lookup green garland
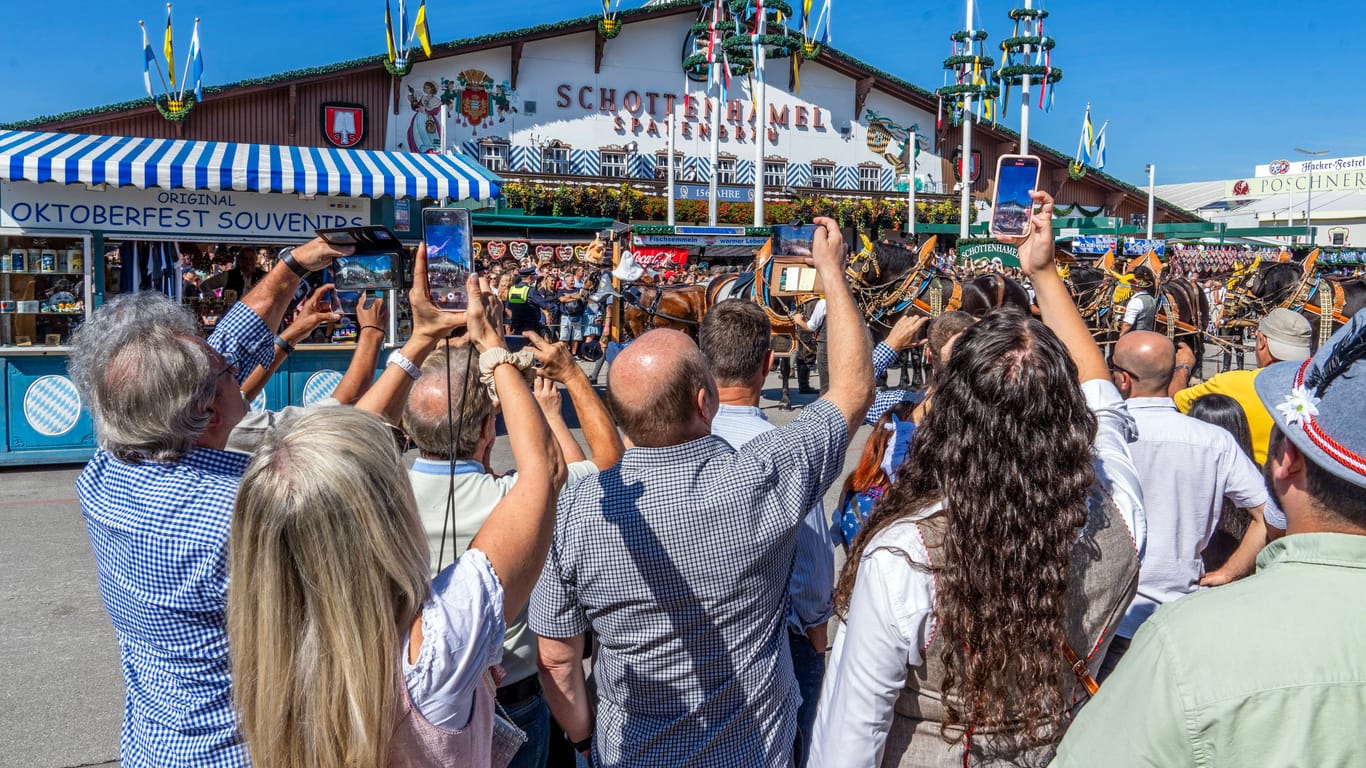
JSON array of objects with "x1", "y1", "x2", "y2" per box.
[
  {"x1": 999, "y1": 35, "x2": 1055, "y2": 51},
  {"x1": 597, "y1": 18, "x2": 621, "y2": 39},
  {"x1": 994, "y1": 64, "x2": 1063, "y2": 84},
  {"x1": 383, "y1": 59, "x2": 413, "y2": 76},
  {"x1": 943, "y1": 54, "x2": 995, "y2": 68},
  {"x1": 154, "y1": 97, "x2": 195, "y2": 122},
  {"x1": 1068, "y1": 162, "x2": 1087, "y2": 181},
  {"x1": 950, "y1": 30, "x2": 989, "y2": 42},
  {"x1": 936, "y1": 83, "x2": 1001, "y2": 99},
  {"x1": 1008, "y1": 7, "x2": 1049, "y2": 20}
]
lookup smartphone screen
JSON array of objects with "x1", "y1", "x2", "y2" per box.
[
  {"x1": 990, "y1": 155, "x2": 1041, "y2": 238},
  {"x1": 772, "y1": 224, "x2": 819, "y2": 258},
  {"x1": 333, "y1": 253, "x2": 396, "y2": 292},
  {"x1": 423, "y1": 207, "x2": 473, "y2": 312}
]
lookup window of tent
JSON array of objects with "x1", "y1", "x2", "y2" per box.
[
  {"x1": 601, "y1": 151, "x2": 627, "y2": 178},
  {"x1": 716, "y1": 157, "x2": 737, "y2": 185},
  {"x1": 764, "y1": 160, "x2": 788, "y2": 189},
  {"x1": 811, "y1": 163, "x2": 834, "y2": 189},
  {"x1": 479, "y1": 140, "x2": 509, "y2": 172},
  {"x1": 542, "y1": 144, "x2": 570, "y2": 176},
  {"x1": 858, "y1": 165, "x2": 882, "y2": 192}
]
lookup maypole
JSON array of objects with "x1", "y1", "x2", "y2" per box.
[
  {"x1": 726, "y1": 0, "x2": 798, "y2": 226},
  {"x1": 936, "y1": 0, "x2": 998, "y2": 239},
  {"x1": 994, "y1": 0, "x2": 1062, "y2": 154}
]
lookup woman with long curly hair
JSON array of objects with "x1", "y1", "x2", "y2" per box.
[{"x1": 810, "y1": 191, "x2": 1144, "y2": 767}]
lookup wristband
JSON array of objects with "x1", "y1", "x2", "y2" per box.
[
  {"x1": 1174, "y1": 364, "x2": 1193, "y2": 373},
  {"x1": 273, "y1": 336, "x2": 295, "y2": 355},
  {"x1": 360, "y1": 324, "x2": 386, "y2": 335},
  {"x1": 570, "y1": 735, "x2": 592, "y2": 754},
  {"x1": 387, "y1": 350, "x2": 422, "y2": 381},
  {"x1": 278, "y1": 246, "x2": 311, "y2": 278}
]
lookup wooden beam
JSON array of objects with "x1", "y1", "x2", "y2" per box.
[
  {"x1": 510, "y1": 41, "x2": 524, "y2": 90},
  {"x1": 595, "y1": 31, "x2": 606, "y2": 74},
  {"x1": 853, "y1": 76, "x2": 876, "y2": 120},
  {"x1": 288, "y1": 84, "x2": 297, "y2": 138}
]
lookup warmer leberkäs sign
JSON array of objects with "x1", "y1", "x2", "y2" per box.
[{"x1": 957, "y1": 241, "x2": 1020, "y2": 268}]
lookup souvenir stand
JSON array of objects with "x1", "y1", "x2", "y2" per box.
[{"x1": 0, "y1": 129, "x2": 500, "y2": 466}]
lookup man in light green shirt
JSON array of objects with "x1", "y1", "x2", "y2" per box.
[{"x1": 1052, "y1": 312, "x2": 1366, "y2": 768}]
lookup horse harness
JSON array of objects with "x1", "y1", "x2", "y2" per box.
[{"x1": 622, "y1": 284, "x2": 702, "y2": 326}]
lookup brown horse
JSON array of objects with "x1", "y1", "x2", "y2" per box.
[
  {"x1": 1222, "y1": 258, "x2": 1366, "y2": 351},
  {"x1": 618, "y1": 281, "x2": 708, "y2": 340}
]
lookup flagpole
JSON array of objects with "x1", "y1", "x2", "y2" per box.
[
  {"x1": 958, "y1": 0, "x2": 975, "y2": 240},
  {"x1": 1019, "y1": 0, "x2": 1032, "y2": 154},
  {"x1": 708, "y1": 91, "x2": 720, "y2": 226},
  {"x1": 667, "y1": 112, "x2": 677, "y2": 226},
  {"x1": 176, "y1": 19, "x2": 198, "y2": 101},
  {"x1": 752, "y1": 7, "x2": 767, "y2": 227},
  {"x1": 140, "y1": 21, "x2": 172, "y2": 98},
  {"x1": 906, "y1": 126, "x2": 917, "y2": 236}
]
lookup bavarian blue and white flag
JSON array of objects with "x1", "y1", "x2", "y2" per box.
[
  {"x1": 1093, "y1": 121, "x2": 1107, "y2": 169},
  {"x1": 188, "y1": 20, "x2": 204, "y2": 101},
  {"x1": 142, "y1": 24, "x2": 157, "y2": 99}
]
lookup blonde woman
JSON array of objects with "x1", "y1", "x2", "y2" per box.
[{"x1": 227, "y1": 275, "x2": 566, "y2": 768}]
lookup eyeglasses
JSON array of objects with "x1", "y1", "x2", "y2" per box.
[
  {"x1": 1109, "y1": 361, "x2": 1138, "y2": 380},
  {"x1": 212, "y1": 351, "x2": 239, "y2": 380}
]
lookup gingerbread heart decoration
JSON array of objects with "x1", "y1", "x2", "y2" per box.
[
  {"x1": 536, "y1": 244, "x2": 555, "y2": 260},
  {"x1": 557, "y1": 245, "x2": 575, "y2": 261},
  {"x1": 471, "y1": 241, "x2": 483, "y2": 259},
  {"x1": 509, "y1": 241, "x2": 529, "y2": 259},
  {"x1": 574, "y1": 245, "x2": 588, "y2": 260},
  {"x1": 487, "y1": 241, "x2": 508, "y2": 259}
]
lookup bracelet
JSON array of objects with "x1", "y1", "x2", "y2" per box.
[
  {"x1": 1174, "y1": 364, "x2": 1193, "y2": 373},
  {"x1": 570, "y1": 735, "x2": 593, "y2": 754},
  {"x1": 273, "y1": 335, "x2": 295, "y2": 355},
  {"x1": 360, "y1": 324, "x2": 386, "y2": 335},
  {"x1": 278, "y1": 246, "x2": 311, "y2": 278},
  {"x1": 478, "y1": 347, "x2": 536, "y2": 400},
  {"x1": 387, "y1": 350, "x2": 422, "y2": 381}
]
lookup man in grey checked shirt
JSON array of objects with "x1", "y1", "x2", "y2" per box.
[{"x1": 531, "y1": 216, "x2": 873, "y2": 768}]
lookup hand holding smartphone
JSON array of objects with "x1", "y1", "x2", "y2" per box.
[
  {"x1": 989, "y1": 154, "x2": 1041, "y2": 239},
  {"x1": 423, "y1": 208, "x2": 473, "y2": 312}
]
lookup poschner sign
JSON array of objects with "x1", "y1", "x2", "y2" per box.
[{"x1": 0, "y1": 181, "x2": 368, "y2": 237}]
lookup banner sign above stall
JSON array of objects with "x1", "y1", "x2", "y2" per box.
[
  {"x1": 634, "y1": 234, "x2": 769, "y2": 248},
  {"x1": 674, "y1": 183, "x2": 755, "y2": 204},
  {"x1": 1072, "y1": 235, "x2": 1117, "y2": 255},
  {"x1": 1122, "y1": 238, "x2": 1165, "y2": 256},
  {"x1": 630, "y1": 246, "x2": 689, "y2": 268},
  {"x1": 0, "y1": 181, "x2": 368, "y2": 238}
]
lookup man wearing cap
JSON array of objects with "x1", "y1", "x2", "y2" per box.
[
  {"x1": 507, "y1": 267, "x2": 547, "y2": 335},
  {"x1": 1118, "y1": 266, "x2": 1157, "y2": 335},
  {"x1": 1170, "y1": 307, "x2": 1313, "y2": 464},
  {"x1": 1051, "y1": 311, "x2": 1366, "y2": 767}
]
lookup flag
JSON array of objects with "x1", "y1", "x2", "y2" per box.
[
  {"x1": 1076, "y1": 104, "x2": 1094, "y2": 166},
  {"x1": 164, "y1": 5, "x2": 175, "y2": 88},
  {"x1": 141, "y1": 24, "x2": 157, "y2": 99},
  {"x1": 187, "y1": 19, "x2": 203, "y2": 101},
  {"x1": 1093, "y1": 121, "x2": 1108, "y2": 169},
  {"x1": 384, "y1": 1, "x2": 397, "y2": 62},
  {"x1": 398, "y1": 0, "x2": 408, "y2": 55},
  {"x1": 413, "y1": 0, "x2": 431, "y2": 57}
]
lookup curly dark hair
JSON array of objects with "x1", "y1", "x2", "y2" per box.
[{"x1": 833, "y1": 309, "x2": 1098, "y2": 747}]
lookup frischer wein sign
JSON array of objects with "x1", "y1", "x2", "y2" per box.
[{"x1": 0, "y1": 181, "x2": 368, "y2": 237}]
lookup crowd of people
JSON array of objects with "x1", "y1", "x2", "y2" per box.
[{"x1": 68, "y1": 191, "x2": 1366, "y2": 768}]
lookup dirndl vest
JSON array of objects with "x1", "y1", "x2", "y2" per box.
[
  {"x1": 880, "y1": 487, "x2": 1140, "y2": 768},
  {"x1": 387, "y1": 666, "x2": 494, "y2": 768}
]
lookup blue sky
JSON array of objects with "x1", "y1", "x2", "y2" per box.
[{"x1": 2, "y1": 0, "x2": 1360, "y2": 187}]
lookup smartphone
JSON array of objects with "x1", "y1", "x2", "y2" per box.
[
  {"x1": 316, "y1": 225, "x2": 402, "y2": 249},
  {"x1": 423, "y1": 207, "x2": 473, "y2": 312},
  {"x1": 333, "y1": 253, "x2": 396, "y2": 292},
  {"x1": 989, "y1": 154, "x2": 1041, "y2": 239},
  {"x1": 772, "y1": 224, "x2": 819, "y2": 259}
]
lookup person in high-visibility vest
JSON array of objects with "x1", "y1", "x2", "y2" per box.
[{"x1": 507, "y1": 267, "x2": 546, "y2": 334}]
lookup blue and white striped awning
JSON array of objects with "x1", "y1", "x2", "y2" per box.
[{"x1": 0, "y1": 129, "x2": 501, "y2": 201}]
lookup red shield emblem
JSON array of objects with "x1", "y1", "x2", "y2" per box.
[
  {"x1": 321, "y1": 103, "x2": 366, "y2": 148},
  {"x1": 461, "y1": 90, "x2": 489, "y2": 126}
]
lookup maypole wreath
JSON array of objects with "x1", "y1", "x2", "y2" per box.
[
  {"x1": 935, "y1": 27, "x2": 999, "y2": 129},
  {"x1": 992, "y1": 6, "x2": 1062, "y2": 123},
  {"x1": 598, "y1": 0, "x2": 622, "y2": 40}
]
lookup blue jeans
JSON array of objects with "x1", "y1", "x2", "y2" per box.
[
  {"x1": 502, "y1": 687, "x2": 551, "y2": 768},
  {"x1": 789, "y1": 631, "x2": 827, "y2": 768}
]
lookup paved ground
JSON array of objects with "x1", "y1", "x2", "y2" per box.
[{"x1": 0, "y1": 366, "x2": 869, "y2": 768}]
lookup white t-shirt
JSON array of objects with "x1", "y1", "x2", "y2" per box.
[
  {"x1": 809, "y1": 379, "x2": 1145, "y2": 768},
  {"x1": 806, "y1": 298, "x2": 828, "y2": 332}
]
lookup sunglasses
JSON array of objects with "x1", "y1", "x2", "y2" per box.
[
  {"x1": 212, "y1": 351, "x2": 239, "y2": 380},
  {"x1": 1109, "y1": 361, "x2": 1139, "y2": 380}
]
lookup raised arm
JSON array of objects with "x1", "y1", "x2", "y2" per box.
[
  {"x1": 239, "y1": 237, "x2": 350, "y2": 335},
  {"x1": 355, "y1": 245, "x2": 466, "y2": 424},
  {"x1": 526, "y1": 330, "x2": 625, "y2": 471},
  {"x1": 240, "y1": 283, "x2": 341, "y2": 401},
  {"x1": 331, "y1": 291, "x2": 386, "y2": 405},
  {"x1": 810, "y1": 217, "x2": 875, "y2": 434},
  {"x1": 465, "y1": 288, "x2": 568, "y2": 618},
  {"x1": 1006, "y1": 191, "x2": 1110, "y2": 383}
]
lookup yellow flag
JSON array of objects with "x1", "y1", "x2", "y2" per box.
[
  {"x1": 415, "y1": 0, "x2": 431, "y2": 57},
  {"x1": 384, "y1": 2, "x2": 397, "y2": 63},
  {"x1": 164, "y1": 4, "x2": 175, "y2": 87}
]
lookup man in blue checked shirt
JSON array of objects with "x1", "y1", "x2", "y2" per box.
[{"x1": 66, "y1": 238, "x2": 350, "y2": 768}]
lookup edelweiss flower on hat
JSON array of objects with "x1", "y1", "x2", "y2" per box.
[{"x1": 1255, "y1": 312, "x2": 1366, "y2": 488}]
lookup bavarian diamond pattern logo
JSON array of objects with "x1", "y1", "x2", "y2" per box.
[
  {"x1": 303, "y1": 370, "x2": 344, "y2": 405},
  {"x1": 24, "y1": 375, "x2": 82, "y2": 436}
]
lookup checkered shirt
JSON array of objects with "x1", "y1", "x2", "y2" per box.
[
  {"x1": 865, "y1": 342, "x2": 922, "y2": 426},
  {"x1": 76, "y1": 301, "x2": 273, "y2": 768},
  {"x1": 530, "y1": 400, "x2": 848, "y2": 768}
]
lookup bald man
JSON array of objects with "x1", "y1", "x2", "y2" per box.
[
  {"x1": 1101, "y1": 331, "x2": 1280, "y2": 679},
  {"x1": 530, "y1": 217, "x2": 873, "y2": 768}
]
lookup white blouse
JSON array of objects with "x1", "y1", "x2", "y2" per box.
[
  {"x1": 809, "y1": 379, "x2": 1145, "y2": 768},
  {"x1": 402, "y1": 548, "x2": 507, "y2": 729}
]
